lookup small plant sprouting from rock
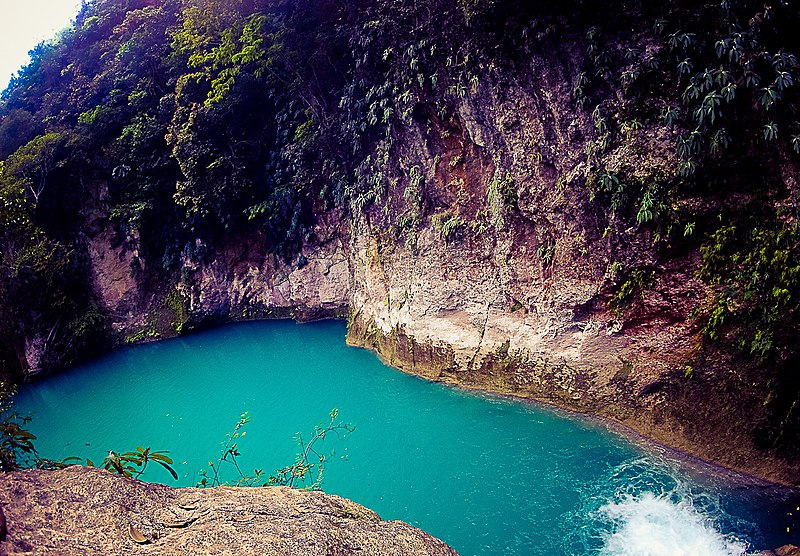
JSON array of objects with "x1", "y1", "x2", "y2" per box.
[
  {"x1": 1, "y1": 395, "x2": 353, "y2": 491},
  {"x1": 536, "y1": 241, "x2": 556, "y2": 268},
  {"x1": 486, "y1": 173, "x2": 517, "y2": 228},
  {"x1": 432, "y1": 211, "x2": 465, "y2": 242},
  {"x1": 269, "y1": 408, "x2": 355, "y2": 490},
  {"x1": 197, "y1": 411, "x2": 252, "y2": 488},
  {"x1": 100, "y1": 447, "x2": 178, "y2": 480},
  {"x1": 0, "y1": 383, "x2": 37, "y2": 471},
  {"x1": 197, "y1": 409, "x2": 354, "y2": 490},
  {"x1": 610, "y1": 268, "x2": 655, "y2": 315}
]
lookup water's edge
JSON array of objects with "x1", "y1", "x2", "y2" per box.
[
  {"x1": 23, "y1": 315, "x2": 798, "y2": 491},
  {"x1": 346, "y1": 314, "x2": 800, "y2": 488}
]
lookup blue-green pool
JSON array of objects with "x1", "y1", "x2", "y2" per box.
[{"x1": 13, "y1": 320, "x2": 799, "y2": 555}]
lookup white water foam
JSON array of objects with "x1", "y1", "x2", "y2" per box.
[{"x1": 598, "y1": 492, "x2": 751, "y2": 556}]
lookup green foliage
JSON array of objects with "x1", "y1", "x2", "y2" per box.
[
  {"x1": 118, "y1": 114, "x2": 161, "y2": 154},
  {"x1": 636, "y1": 190, "x2": 655, "y2": 224},
  {"x1": 791, "y1": 134, "x2": 800, "y2": 154},
  {"x1": 449, "y1": 153, "x2": 464, "y2": 168},
  {"x1": 594, "y1": 171, "x2": 633, "y2": 213},
  {"x1": 0, "y1": 383, "x2": 37, "y2": 471},
  {"x1": 0, "y1": 416, "x2": 38, "y2": 471},
  {"x1": 763, "y1": 121, "x2": 778, "y2": 141},
  {"x1": 2, "y1": 389, "x2": 350, "y2": 488},
  {"x1": 700, "y1": 223, "x2": 800, "y2": 361},
  {"x1": 574, "y1": 0, "x2": 800, "y2": 295},
  {"x1": 1, "y1": 380, "x2": 177, "y2": 478},
  {"x1": 124, "y1": 326, "x2": 160, "y2": 344},
  {"x1": 110, "y1": 201, "x2": 151, "y2": 234},
  {"x1": 486, "y1": 173, "x2": 517, "y2": 228},
  {"x1": 198, "y1": 409, "x2": 354, "y2": 490},
  {"x1": 171, "y1": 5, "x2": 279, "y2": 107},
  {"x1": 78, "y1": 104, "x2": 115, "y2": 127},
  {"x1": 197, "y1": 412, "x2": 251, "y2": 487},
  {"x1": 0, "y1": 109, "x2": 42, "y2": 159},
  {"x1": 293, "y1": 115, "x2": 318, "y2": 147},
  {"x1": 101, "y1": 446, "x2": 178, "y2": 480},
  {"x1": 0, "y1": 130, "x2": 97, "y2": 372},
  {"x1": 432, "y1": 211, "x2": 465, "y2": 242},
  {"x1": 0, "y1": 0, "x2": 798, "y2": 455},
  {"x1": 441, "y1": 216, "x2": 465, "y2": 240},
  {"x1": 165, "y1": 289, "x2": 189, "y2": 334},
  {"x1": 2, "y1": 132, "x2": 64, "y2": 205},
  {"x1": 699, "y1": 220, "x2": 800, "y2": 454},
  {"x1": 536, "y1": 241, "x2": 556, "y2": 267},
  {"x1": 610, "y1": 268, "x2": 655, "y2": 313},
  {"x1": 267, "y1": 408, "x2": 354, "y2": 490}
]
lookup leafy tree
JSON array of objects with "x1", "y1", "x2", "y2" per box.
[
  {"x1": 2, "y1": 133, "x2": 65, "y2": 205},
  {"x1": 0, "y1": 109, "x2": 41, "y2": 159}
]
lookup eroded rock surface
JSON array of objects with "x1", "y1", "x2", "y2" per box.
[{"x1": 0, "y1": 467, "x2": 458, "y2": 555}]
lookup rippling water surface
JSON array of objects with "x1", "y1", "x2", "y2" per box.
[{"x1": 14, "y1": 320, "x2": 799, "y2": 555}]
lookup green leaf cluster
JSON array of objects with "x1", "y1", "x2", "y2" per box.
[
  {"x1": 101, "y1": 446, "x2": 178, "y2": 480},
  {"x1": 700, "y1": 223, "x2": 800, "y2": 361}
]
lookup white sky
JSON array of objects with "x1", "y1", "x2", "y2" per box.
[{"x1": 0, "y1": 0, "x2": 84, "y2": 92}]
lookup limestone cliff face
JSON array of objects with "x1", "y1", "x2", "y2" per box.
[
  {"x1": 185, "y1": 212, "x2": 351, "y2": 324},
  {"x1": 19, "y1": 45, "x2": 798, "y2": 486},
  {"x1": 342, "y1": 58, "x2": 798, "y2": 484},
  {"x1": 79, "y1": 210, "x2": 352, "y2": 342},
  {"x1": 0, "y1": 466, "x2": 457, "y2": 555}
]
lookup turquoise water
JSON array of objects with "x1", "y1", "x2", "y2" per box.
[{"x1": 13, "y1": 320, "x2": 799, "y2": 555}]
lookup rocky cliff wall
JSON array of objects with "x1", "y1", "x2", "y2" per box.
[
  {"x1": 342, "y1": 59, "x2": 799, "y2": 484},
  {"x1": 16, "y1": 34, "x2": 799, "y2": 487}
]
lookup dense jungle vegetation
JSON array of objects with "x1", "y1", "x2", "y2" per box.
[{"x1": 0, "y1": 0, "x2": 799, "y2": 456}]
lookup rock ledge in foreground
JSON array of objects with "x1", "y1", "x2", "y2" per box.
[{"x1": 0, "y1": 466, "x2": 458, "y2": 555}]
